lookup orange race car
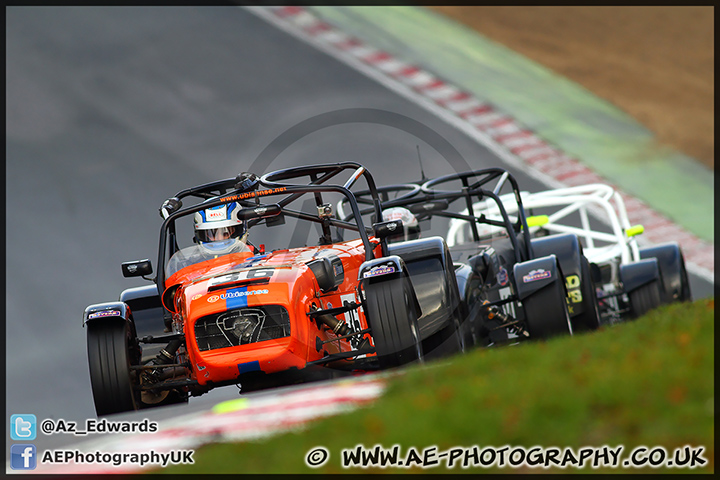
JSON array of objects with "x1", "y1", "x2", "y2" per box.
[{"x1": 83, "y1": 163, "x2": 467, "y2": 416}]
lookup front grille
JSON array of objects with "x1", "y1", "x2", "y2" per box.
[{"x1": 194, "y1": 305, "x2": 291, "y2": 352}]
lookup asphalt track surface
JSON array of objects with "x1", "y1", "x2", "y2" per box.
[{"x1": 6, "y1": 6, "x2": 713, "y2": 453}]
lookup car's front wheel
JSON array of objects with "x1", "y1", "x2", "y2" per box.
[
  {"x1": 571, "y1": 256, "x2": 602, "y2": 332},
  {"x1": 678, "y1": 255, "x2": 692, "y2": 302},
  {"x1": 522, "y1": 273, "x2": 573, "y2": 339},
  {"x1": 87, "y1": 319, "x2": 140, "y2": 416},
  {"x1": 628, "y1": 280, "x2": 662, "y2": 319},
  {"x1": 364, "y1": 275, "x2": 423, "y2": 369}
]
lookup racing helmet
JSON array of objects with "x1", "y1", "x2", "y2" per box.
[
  {"x1": 194, "y1": 202, "x2": 245, "y2": 254},
  {"x1": 381, "y1": 207, "x2": 420, "y2": 242}
]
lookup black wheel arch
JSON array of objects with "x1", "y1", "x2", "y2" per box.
[
  {"x1": 388, "y1": 236, "x2": 461, "y2": 341},
  {"x1": 639, "y1": 242, "x2": 691, "y2": 303},
  {"x1": 620, "y1": 258, "x2": 661, "y2": 294}
]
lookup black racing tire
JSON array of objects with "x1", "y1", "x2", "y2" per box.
[
  {"x1": 523, "y1": 275, "x2": 573, "y2": 339},
  {"x1": 421, "y1": 316, "x2": 464, "y2": 361},
  {"x1": 87, "y1": 319, "x2": 139, "y2": 416},
  {"x1": 628, "y1": 280, "x2": 662, "y2": 319},
  {"x1": 678, "y1": 254, "x2": 692, "y2": 302},
  {"x1": 571, "y1": 256, "x2": 602, "y2": 332},
  {"x1": 365, "y1": 275, "x2": 423, "y2": 369}
]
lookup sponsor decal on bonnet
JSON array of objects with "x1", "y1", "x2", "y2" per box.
[{"x1": 207, "y1": 289, "x2": 269, "y2": 302}]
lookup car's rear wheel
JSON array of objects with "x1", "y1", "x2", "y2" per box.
[
  {"x1": 523, "y1": 275, "x2": 573, "y2": 339},
  {"x1": 628, "y1": 280, "x2": 662, "y2": 319},
  {"x1": 571, "y1": 256, "x2": 602, "y2": 332},
  {"x1": 87, "y1": 319, "x2": 139, "y2": 416},
  {"x1": 364, "y1": 275, "x2": 423, "y2": 369},
  {"x1": 422, "y1": 315, "x2": 464, "y2": 361}
]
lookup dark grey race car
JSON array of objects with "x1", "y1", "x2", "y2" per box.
[{"x1": 339, "y1": 168, "x2": 603, "y2": 347}]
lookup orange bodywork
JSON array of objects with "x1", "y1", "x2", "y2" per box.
[{"x1": 164, "y1": 239, "x2": 379, "y2": 386}]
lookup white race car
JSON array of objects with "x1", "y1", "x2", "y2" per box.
[{"x1": 447, "y1": 183, "x2": 692, "y2": 323}]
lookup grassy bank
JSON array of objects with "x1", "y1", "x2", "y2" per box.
[{"x1": 162, "y1": 298, "x2": 714, "y2": 474}]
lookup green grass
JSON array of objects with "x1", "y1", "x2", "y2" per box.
[{"x1": 159, "y1": 298, "x2": 714, "y2": 474}]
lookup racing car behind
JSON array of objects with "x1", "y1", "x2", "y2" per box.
[
  {"x1": 446, "y1": 183, "x2": 692, "y2": 323},
  {"x1": 338, "y1": 168, "x2": 602, "y2": 347}
]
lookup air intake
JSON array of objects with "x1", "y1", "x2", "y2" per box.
[{"x1": 194, "y1": 305, "x2": 290, "y2": 351}]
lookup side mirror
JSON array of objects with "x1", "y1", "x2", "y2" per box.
[
  {"x1": 159, "y1": 197, "x2": 182, "y2": 219},
  {"x1": 121, "y1": 259, "x2": 153, "y2": 278},
  {"x1": 373, "y1": 219, "x2": 403, "y2": 240}
]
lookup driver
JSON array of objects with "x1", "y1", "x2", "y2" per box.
[
  {"x1": 166, "y1": 202, "x2": 251, "y2": 278},
  {"x1": 194, "y1": 202, "x2": 247, "y2": 255},
  {"x1": 382, "y1": 207, "x2": 420, "y2": 242}
]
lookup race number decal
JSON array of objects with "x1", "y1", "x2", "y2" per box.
[
  {"x1": 340, "y1": 292, "x2": 364, "y2": 350},
  {"x1": 208, "y1": 268, "x2": 274, "y2": 288},
  {"x1": 340, "y1": 293, "x2": 357, "y2": 328},
  {"x1": 565, "y1": 275, "x2": 582, "y2": 314},
  {"x1": 498, "y1": 287, "x2": 515, "y2": 318}
]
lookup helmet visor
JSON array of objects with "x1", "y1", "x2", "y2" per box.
[{"x1": 197, "y1": 226, "x2": 237, "y2": 243}]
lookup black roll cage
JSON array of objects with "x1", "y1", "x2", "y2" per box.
[
  {"x1": 155, "y1": 162, "x2": 385, "y2": 291},
  {"x1": 341, "y1": 168, "x2": 535, "y2": 261}
]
